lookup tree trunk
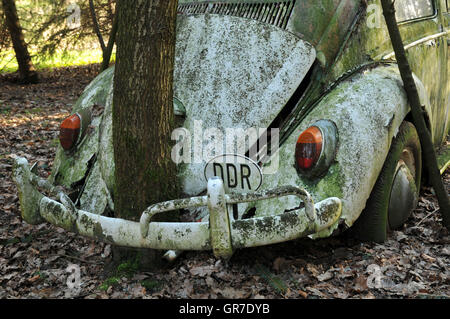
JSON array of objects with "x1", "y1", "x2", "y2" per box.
[
  {"x1": 100, "y1": 13, "x2": 118, "y2": 72},
  {"x1": 112, "y1": 0, "x2": 179, "y2": 269},
  {"x1": 1, "y1": 0, "x2": 38, "y2": 84},
  {"x1": 380, "y1": 0, "x2": 450, "y2": 229},
  {"x1": 89, "y1": 0, "x2": 106, "y2": 53},
  {"x1": 88, "y1": 0, "x2": 118, "y2": 73}
]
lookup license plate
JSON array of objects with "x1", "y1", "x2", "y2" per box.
[{"x1": 204, "y1": 154, "x2": 263, "y2": 193}]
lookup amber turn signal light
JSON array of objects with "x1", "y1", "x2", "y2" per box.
[
  {"x1": 294, "y1": 120, "x2": 338, "y2": 178},
  {"x1": 295, "y1": 126, "x2": 323, "y2": 170},
  {"x1": 59, "y1": 114, "x2": 81, "y2": 150}
]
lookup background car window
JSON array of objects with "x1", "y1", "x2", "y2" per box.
[{"x1": 394, "y1": 0, "x2": 435, "y2": 22}]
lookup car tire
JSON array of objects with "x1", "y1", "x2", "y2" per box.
[{"x1": 352, "y1": 121, "x2": 422, "y2": 242}]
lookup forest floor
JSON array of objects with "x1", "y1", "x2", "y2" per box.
[{"x1": 0, "y1": 65, "x2": 449, "y2": 299}]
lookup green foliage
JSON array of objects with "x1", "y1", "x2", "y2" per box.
[
  {"x1": 99, "y1": 276, "x2": 120, "y2": 291},
  {"x1": 32, "y1": 270, "x2": 49, "y2": 281},
  {"x1": 140, "y1": 279, "x2": 162, "y2": 292},
  {"x1": 0, "y1": 106, "x2": 11, "y2": 115},
  {"x1": 0, "y1": 233, "x2": 33, "y2": 246},
  {"x1": 0, "y1": 0, "x2": 116, "y2": 73},
  {"x1": 98, "y1": 253, "x2": 141, "y2": 291},
  {"x1": 116, "y1": 256, "x2": 140, "y2": 278},
  {"x1": 0, "y1": 48, "x2": 116, "y2": 73},
  {"x1": 255, "y1": 264, "x2": 288, "y2": 295}
]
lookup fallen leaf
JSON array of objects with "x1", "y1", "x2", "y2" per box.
[
  {"x1": 421, "y1": 253, "x2": 436, "y2": 263},
  {"x1": 214, "y1": 287, "x2": 250, "y2": 299},
  {"x1": 28, "y1": 274, "x2": 40, "y2": 283},
  {"x1": 306, "y1": 264, "x2": 319, "y2": 277},
  {"x1": 182, "y1": 279, "x2": 194, "y2": 296},
  {"x1": 189, "y1": 265, "x2": 216, "y2": 277},
  {"x1": 317, "y1": 271, "x2": 334, "y2": 282},
  {"x1": 362, "y1": 292, "x2": 376, "y2": 299},
  {"x1": 273, "y1": 257, "x2": 288, "y2": 272},
  {"x1": 101, "y1": 245, "x2": 111, "y2": 258},
  {"x1": 354, "y1": 275, "x2": 368, "y2": 292}
]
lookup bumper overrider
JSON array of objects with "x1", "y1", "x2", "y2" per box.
[{"x1": 13, "y1": 157, "x2": 342, "y2": 259}]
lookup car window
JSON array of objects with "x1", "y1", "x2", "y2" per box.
[{"x1": 394, "y1": 0, "x2": 435, "y2": 22}]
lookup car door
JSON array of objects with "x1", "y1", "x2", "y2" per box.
[{"x1": 395, "y1": 0, "x2": 449, "y2": 146}]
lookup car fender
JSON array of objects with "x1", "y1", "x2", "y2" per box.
[
  {"x1": 49, "y1": 68, "x2": 115, "y2": 215},
  {"x1": 253, "y1": 64, "x2": 430, "y2": 237}
]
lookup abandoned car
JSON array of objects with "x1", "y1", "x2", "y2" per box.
[{"x1": 13, "y1": 0, "x2": 450, "y2": 259}]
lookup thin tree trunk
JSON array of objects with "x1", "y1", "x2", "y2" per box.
[
  {"x1": 89, "y1": 0, "x2": 117, "y2": 72},
  {"x1": 89, "y1": 0, "x2": 106, "y2": 52},
  {"x1": 100, "y1": 12, "x2": 118, "y2": 72},
  {"x1": 380, "y1": 0, "x2": 450, "y2": 229},
  {"x1": 1, "y1": 0, "x2": 38, "y2": 84},
  {"x1": 112, "y1": 0, "x2": 179, "y2": 268}
]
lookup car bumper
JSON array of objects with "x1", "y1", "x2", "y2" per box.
[{"x1": 13, "y1": 157, "x2": 342, "y2": 259}]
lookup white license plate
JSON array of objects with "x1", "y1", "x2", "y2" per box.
[{"x1": 204, "y1": 154, "x2": 263, "y2": 193}]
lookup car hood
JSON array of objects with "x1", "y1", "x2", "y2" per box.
[
  {"x1": 175, "y1": 14, "x2": 316, "y2": 195},
  {"x1": 50, "y1": 14, "x2": 316, "y2": 213}
]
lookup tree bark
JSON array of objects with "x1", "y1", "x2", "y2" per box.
[
  {"x1": 1, "y1": 0, "x2": 38, "y2": 84},
  {"x1": 380, "y1": 0, "x2": 450, "y2": 229},
  {"x1": 112, "y1": 0, "x2": 179, "y2": 268}
]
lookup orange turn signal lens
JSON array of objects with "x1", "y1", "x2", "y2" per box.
[
  {"x1": 295, "y1": 126, "x2": 323, "y2": 170},
  {"x1": 59, "y1": 114, "x2": 81, "y2": 150}
]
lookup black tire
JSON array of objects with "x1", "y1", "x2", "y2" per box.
[{"x1": 352, "y1": 121, "x2": 422, "y2": 242}]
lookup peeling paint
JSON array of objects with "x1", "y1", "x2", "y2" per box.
[
  {"x1": 231, "y1": 197, "x2": 341, "y2": 248},
  {"x1": 28, "y1": 174, "x2": 341, "y2": 251},
  {"x1": 207, "y1": 178, "x2": 233, "y2": 259},
  {"x1": 51, "y1": 115, "x2": 101, "y2": 188},
  {"x1": 79, "y1": 161, "x2": 111, "y2": 215},
  {"x1": 12, "y1": 157, "x2": 44, "y2": 225}
]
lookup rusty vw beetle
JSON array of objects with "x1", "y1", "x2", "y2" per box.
[{"x1": 14, "y1": 0, "x2": 450, "y2": 259}]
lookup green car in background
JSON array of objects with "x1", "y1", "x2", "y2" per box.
[{"x1": 13, "y1": 0, "x2": 450, "y2": 259}]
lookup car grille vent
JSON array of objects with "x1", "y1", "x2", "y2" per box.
[{"x1": 178, "y1": 1, "x2": 296, "y2": 29}]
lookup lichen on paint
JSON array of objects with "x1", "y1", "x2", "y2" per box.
[
  {"x1": 174, "y1": 14, "x2": 316, "y2": 196},
  {"x1": 98, "y1": 81, "x2": 115, "y2": 195},
  {"x1": 49, "y1": 68, "x2": 115, "y2": 189},
  {"x1": 250, "y1": 66, "x2": 410, "y2": 236},
  {"x1": 12, "y1": 157, "x2": 44, "y2": 225},
  {"x1": 79, "y1": 161, "x2": 111, "y2": 215},
  {"x1": 48, "y1": 68, "x2": 115, "y2": 216},
  {"x1": 51, "y1": 115, "x2": 102, "y2": 187}
]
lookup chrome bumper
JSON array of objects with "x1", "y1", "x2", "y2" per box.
[{"x1": 13, "y1": 157, "x2": 342, "y2": 259}]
